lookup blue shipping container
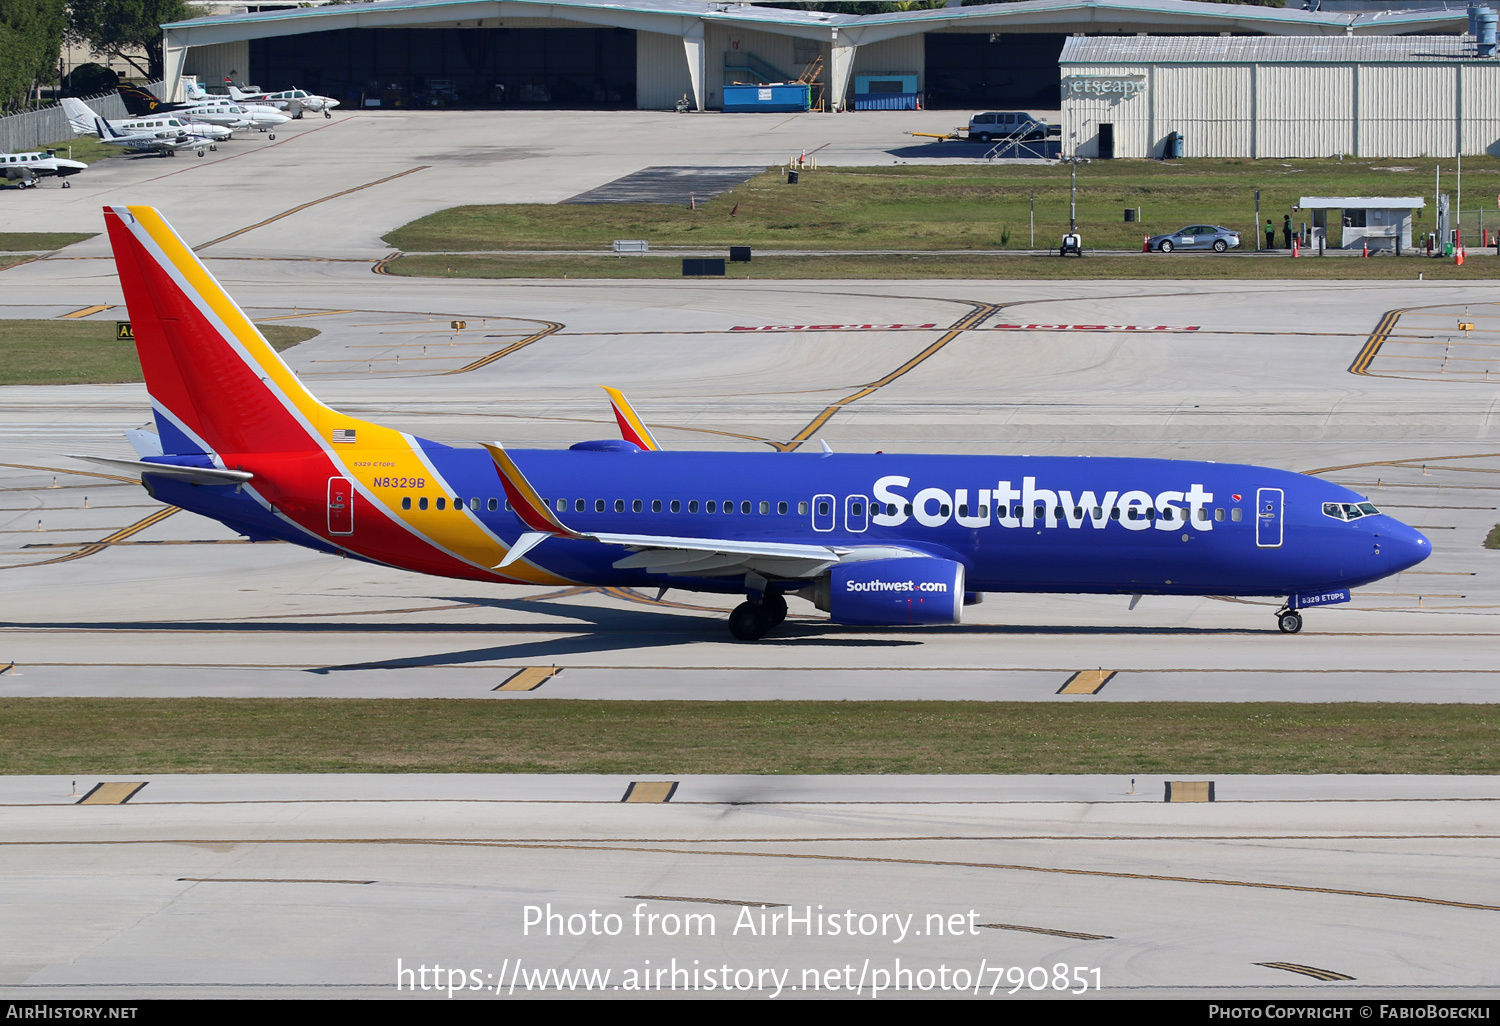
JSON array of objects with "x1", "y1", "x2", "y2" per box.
[
  {"x1": 854, "y1": 93, "x2": 918, "y2": 111},
  {"x1": 722, "y1": 84, "x2": 810, "y2": 113}
]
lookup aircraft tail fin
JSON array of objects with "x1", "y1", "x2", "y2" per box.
[
  {"x1": 116, "y1": 84, "x2": 162, "y2": 117},
  {"x1": 600, "y1": 386, "x2": 662, "y2": 451},
  {"x1": 60, "y1": 98, "x2": 93, "y2": 135},
  {"x1": 103, "y1": 205, "x2": 336, "y2": 457}
]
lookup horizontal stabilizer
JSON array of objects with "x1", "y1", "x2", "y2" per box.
[{"x1": 66, "y1": 454, "x2": 253, "y2": 485}]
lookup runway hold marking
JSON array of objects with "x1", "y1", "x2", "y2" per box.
[
  {"x1": 625, "y1": 895, "x2": 788, "y2": 908},
  {"x1": 193, "y1": 166, "x2": 430, "y2": 251},
  {"x1": 978, "y1": 922, "x2": 1113, "y2": 941},
  {"x1": 1255, "y1": 962, "x2": 1355, "y2": 982},
  {"x1": 1349, "y1": 308, "x2": 1407, "y2": 375},
  {"x1": 443, "y1": 320, "x2": 564, "y2": 375},
  {"x1": 622, "y1": 781, "x2": 679, "y2": 804},
  {"x1": 0, "y1": 506, "x2": 179, "y2": 571},
  {"x1": 1058, "y1": 669, "x2": 1115, "y2": 694},
  {"x1": 59, "y1": 305, "x2": 113, "y2": 319},
  {"x1": 494, "y1": 666, "x2": 559, "y2": 692},
  {"x1": 77, "y1": 781, "x2": 147, "y2": 805},
  {"x1": 773, "y1": 301, "x2": 1000, "y2": 452}
]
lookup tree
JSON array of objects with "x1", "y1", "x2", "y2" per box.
[
  {"x1": 0, "y1": 0, "x2": 66, "y2": 111},
  {"x1": 67, "y1": 0, "x2": 200, "y2": 82}
]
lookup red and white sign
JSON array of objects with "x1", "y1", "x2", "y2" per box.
[{"x1": 991, "y1": 323, "x2": 1200, "y2": 332}]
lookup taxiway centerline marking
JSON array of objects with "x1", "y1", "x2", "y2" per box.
[{"x1": 193, "y1": 167, "x2": 430, "y2": 251}]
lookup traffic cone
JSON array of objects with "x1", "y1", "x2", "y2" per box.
[
  {"x1": 1456, "y1": 246, "x2": 1465, "y2": 266},
  {"x1": 1362, "y1": 240, "x2": 1369, "y2": 258},
  {"x1": 1293, "y1": 237, "x2": 1300, "y2": 258},
  {"x1": 1142, "y1": 234, "x2": 1150, "y2": 253}
]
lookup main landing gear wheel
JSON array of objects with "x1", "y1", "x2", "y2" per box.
[
  {"x1": 1277, "y1": 610, "x2": 1303, "y2": 634},
  {"x1": 763, "y1": 593, "x2": 787, "y2": 628},
  {"x1": 729, "y1": 601, "x2": 772, "y2": 641}
]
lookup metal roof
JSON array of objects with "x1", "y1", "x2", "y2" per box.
[
  {"x1": 1062, "y1": 34, "x2": 1489, "y2": 63},
  {"x1": 164, "y1": 0, "x2": 1467, "y2": 42},
  {"x1": 1300, "y1": 196, "x2": 1427, "y2": 207}
]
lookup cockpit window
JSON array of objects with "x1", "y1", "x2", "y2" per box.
[{"x1": 1323, "y1": 500, "x2": 1381, "y2": 521}]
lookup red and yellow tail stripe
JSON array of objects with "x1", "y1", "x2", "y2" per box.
[
  {"x1": 601, "y1": 386, "x2": 661, "y2": 451},
  {"x1": 106, "y1": 205, "x2": 569, "y2": 585}
]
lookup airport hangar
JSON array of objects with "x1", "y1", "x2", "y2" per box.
[
  {"x1": 159, "y1": 0, "x2": 1465, "y2": 116},
  {"x1": 1061, "y1": 33, "x2": 1500, "y2": 159}
]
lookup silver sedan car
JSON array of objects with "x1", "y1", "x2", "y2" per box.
[{"x1": 1148, "y1": 224, "x2": 1241, "y2": 253}]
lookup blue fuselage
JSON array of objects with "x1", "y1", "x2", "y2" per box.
[{"x1": 153, "y1": 444, "x2": 1431, "y2": 601}]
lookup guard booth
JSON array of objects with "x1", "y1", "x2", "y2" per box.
[{"x1": 1298, "y1": 197, "x2": 1424, "y2": 253}]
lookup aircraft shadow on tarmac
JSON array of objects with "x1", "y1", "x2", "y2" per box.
[{"x1": 302, "y1": 593, "x2": 1265, "y2": 673}]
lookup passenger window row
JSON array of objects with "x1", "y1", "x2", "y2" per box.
[
  {"x1": 399, "y1": 496, "x2": 814, "y2": 516},
  {"x1": 393, "y1": 494, "x2": 1248, "y2": 525}
]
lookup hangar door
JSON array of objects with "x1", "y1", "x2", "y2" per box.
[
  {"x1": 249, "y1": 27, "x2": 637, "y2": 110},
  {"x1": 923, "y1": 32, "x2": 1066, "y2": 110}
]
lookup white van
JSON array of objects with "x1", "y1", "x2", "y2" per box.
[{"x1": 968, "y1": 112, "x2": 1049, "y2": 143}]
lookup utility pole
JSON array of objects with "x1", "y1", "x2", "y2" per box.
[
  {"x1": 1030, "y1": 189, "x2": 1034, "y2": 249},
  {"x1": 1254, "y1": 189, "x2": 1261, "y2": 251}
]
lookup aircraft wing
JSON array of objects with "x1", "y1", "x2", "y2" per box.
[
  {"x1": 482, "y1": 440, "x2": 925, "y2": 576},
  {"x1": 595, "y1": 533, "x2": 842, "y2": 578}
]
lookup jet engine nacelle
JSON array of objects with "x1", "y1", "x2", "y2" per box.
[{"x1": 819, "y1": 557, "x2": 966, "y2": 626}]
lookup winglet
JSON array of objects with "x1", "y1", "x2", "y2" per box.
[
  {"x1": 482, "y1": 442, "x2": 588, "y2": 539},
  {"x1": 600, "y1": 387, "x2": 661, "y2": 451}
]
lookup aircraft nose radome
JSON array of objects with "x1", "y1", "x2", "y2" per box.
[{"x1": 1384, "y1": 523, "x2": 1431, "y2": 574}]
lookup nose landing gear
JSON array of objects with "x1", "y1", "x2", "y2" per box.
[{"x1": 1276, "y1": 607, "x2": 1303, "y2": 634}]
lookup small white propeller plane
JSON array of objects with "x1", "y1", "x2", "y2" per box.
[
  {"x1": 222, "y1": 80, "x2": 339, "y2": 119},
  {"x1": 0, "y1": 149, "x2": 87, "y2": 188},
  {"x1": 61, "y1": 98, "x2": 230, "y2": 149},
  {"x1": 90, "y1": 115, "x2": 207, "y2": 157}
]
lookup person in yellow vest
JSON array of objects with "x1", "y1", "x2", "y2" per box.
[
  {"x1": 1264, "y1": 220, "x2": 1275, "y2": 250},
  {"x1": 1283, "y1": 214, "x2": 1293, "y2": 250}
]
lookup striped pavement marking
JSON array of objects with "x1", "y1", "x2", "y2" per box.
[
  {"x1": 77, "y1": 781, "x2": 147, "y2": 805},
  {"x1": 621, "y1": 781, "x2": 679, "y2": 804},
  {"x1": 494, "y1": 666, "x2": 559, "y2": 692},
  {"x1": 1058, "y1": 669, "x2": 1115, "y2": 695},
  {"x1": 1255, "y1": 962, "x2": 1355, "y2": 982},
  {"x1": 59, "y1": 305, "x2": 113, "y2": 319},
  {"x1": 1349, "y1": 308, "x2": 1405, "y2": 375}
]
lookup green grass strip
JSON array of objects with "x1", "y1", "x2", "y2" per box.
[
  {"x1": 1485, "y1": 523, "x2": 1500, "y2": 549},
  {"x1": 0, "y1": 321, "x2": 318, "y2": 385},
  {"x1": 385, "y1": 159, "x2": 1500, "y2": 254},
  {"x1": 0, "y1": 232, "x2": 95, "y2": 252},
  {"x1": 2, "y1": 699, "x2": 1496, "y2": 775},
  {"x1": 385, "y1": 252, "x2": 1500, "y2": 282}
]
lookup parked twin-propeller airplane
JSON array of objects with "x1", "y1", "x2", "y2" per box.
[{"x1": 74, "y1": 206, "x2": 1431, "y2": 640}]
